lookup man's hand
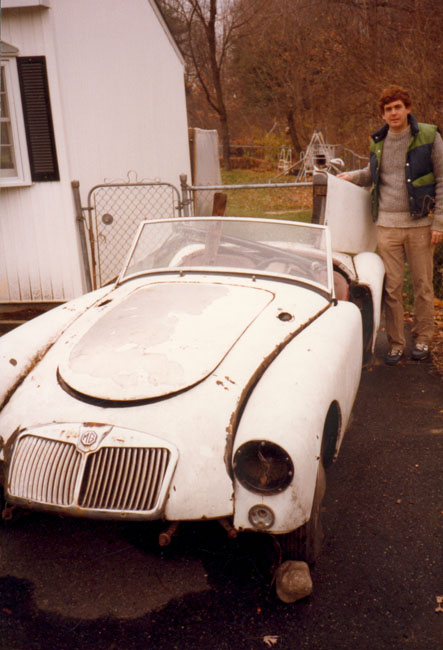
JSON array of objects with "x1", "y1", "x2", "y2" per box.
[
  {"x1": 431, "y1": 230, "x2": 443, "y2": 246},
  {"x1": 337, "y1": 173, "x2": 352, "y2": 181}
]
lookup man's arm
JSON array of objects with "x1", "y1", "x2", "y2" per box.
[{"x1": 338, "y1": 164, "x2": 371, "y2": 187}]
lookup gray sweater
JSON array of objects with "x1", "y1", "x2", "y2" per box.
[{"x1": 348, "y1": 127, "x2": 443, "y2": 232}]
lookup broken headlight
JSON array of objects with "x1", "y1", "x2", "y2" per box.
[{"x1": 233, "y1": 440, "x2": 293, "y2": 495}]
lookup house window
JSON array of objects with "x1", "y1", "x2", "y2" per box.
[
  {"x1": 0, "y1": 66, "x2": 17, "y2": 174},
  {"x1": 0, "y1": 57, "x2": 31, "y2": 185}
]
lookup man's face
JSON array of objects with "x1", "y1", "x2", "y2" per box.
[{"x1": 382, "y1": 99, "x2": 411, "y2": 133}]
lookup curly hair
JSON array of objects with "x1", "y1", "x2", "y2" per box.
[{"x1": 378, "y1": 85, "x2": 412, "y2": 115}]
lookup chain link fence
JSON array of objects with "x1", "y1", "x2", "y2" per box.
[
  {"x1": 79, "y1": 176, "x2": 315, "y2": 290},
  {"x1": 87, "y1": 182, "x2": 182, "y2": 288}
]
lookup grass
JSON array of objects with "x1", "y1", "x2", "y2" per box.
[{"x1": 220, "y1": 169, "x2": 312, "y2": 222}]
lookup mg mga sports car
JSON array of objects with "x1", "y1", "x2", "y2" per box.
[{"x1": 0, "y1": 186, "x2": 384, "y2": 601}]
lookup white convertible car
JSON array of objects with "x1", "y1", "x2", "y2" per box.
[{"x1": 0, "y1": 179, "x2": 384, "y2": 601}]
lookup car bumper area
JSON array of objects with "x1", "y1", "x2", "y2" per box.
[{"x1": 4, "y1": 423, "x2": 178, "y2": 521}]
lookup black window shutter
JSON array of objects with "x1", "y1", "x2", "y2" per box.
[{"x1": 17, "y1": 56, "x2": 60, "y2": 182}]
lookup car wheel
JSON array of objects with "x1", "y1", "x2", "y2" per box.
[{"x1": 278, "y1": 461, "x2": 326, "y2": 564}]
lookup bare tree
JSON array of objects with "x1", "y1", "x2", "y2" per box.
[{"x1": 159, "y1": 0, "x2": 265, "y2": 169}]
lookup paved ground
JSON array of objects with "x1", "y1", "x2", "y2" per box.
[{"x1": 0, "y1": 327, "x2": 442, "y2": 650}]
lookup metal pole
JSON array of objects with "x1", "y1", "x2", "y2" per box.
[
  {"x1": 186, "y1": 181, "x2": 312, "y2": 191},
  {"x1": 179, "y1": 174, "x2": 189, "y2": 218},
  {"x1": 71, "y1": 180, "x2": 92, "y2": 292},
  {"x1": 312, "y1": 173, "x2": 327, "y2": 225}
]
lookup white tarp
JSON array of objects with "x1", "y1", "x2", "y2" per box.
[
  {"x1": 191, "y1": 128, "x2": 222, "y2": 216},
  {"x1": 324, "y1": 173, "x2": 377, "y2": 254}
]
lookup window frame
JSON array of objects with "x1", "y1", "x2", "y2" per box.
[{"x1": 0, "y1": 54, "x2": 32, "y2": 187}]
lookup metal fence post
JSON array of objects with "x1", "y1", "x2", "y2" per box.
[
  {"x1": 180, "y1": 174, "x2": 193, "y2": 218},
  {"x1": 71, "y1": 180, "x2": 93, "y2": 292},
  {"x1": 312, "y1": 173, "x2": 328, "y2": 225}
]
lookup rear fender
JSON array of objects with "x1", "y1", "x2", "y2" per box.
[{"x1": 353, "y1": 251, "x2": 385, "y2": 353}]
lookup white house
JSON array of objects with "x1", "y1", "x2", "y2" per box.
[{"x1": 0, "y1": 0, "x2": 191, "y2": 303}]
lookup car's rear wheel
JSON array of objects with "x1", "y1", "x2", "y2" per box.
[{"x1": 278, "y1": 461, "x2": 326, "y2": 564}]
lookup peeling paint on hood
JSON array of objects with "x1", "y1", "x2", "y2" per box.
[{"x1": 58, "y1": 282, "x2": 274, "y2": 401}]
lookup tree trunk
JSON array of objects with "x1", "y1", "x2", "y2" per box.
[
  {"x1": 287, "y1": 109, "x2": 302, "y2": 154},
  {"x1": 207, "y1": 0, "x2": 231, "y2": 170}
]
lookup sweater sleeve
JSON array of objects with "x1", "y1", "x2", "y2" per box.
[
  {"x1": 345, "y1": 163, "x2": 372, "y2": 187},
  {"x1": 431, "y1": 131, "x2": 443, "y2": 232}
]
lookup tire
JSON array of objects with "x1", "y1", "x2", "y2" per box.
[{"x1": 278, "y1": 461, "x2": 326, "y2": 564}]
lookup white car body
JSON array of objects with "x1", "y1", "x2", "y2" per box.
[{"x1": 0, "y1": 212, "x2": 384, "y2": 575}]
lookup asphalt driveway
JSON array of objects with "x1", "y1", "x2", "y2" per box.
[{"x1": 0, "y1": 326, "x2": 441, "y2": 650}]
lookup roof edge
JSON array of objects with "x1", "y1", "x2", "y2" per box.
[{"x1": 149, "y1": 0, "x2": 185, "y2": 68}]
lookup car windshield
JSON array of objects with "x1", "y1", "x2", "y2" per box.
[{"x1": 119, "y1": 217, "x2": 333, "y2": 295}]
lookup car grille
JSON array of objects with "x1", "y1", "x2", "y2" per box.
[
  {"x1": 79, "y1": 446, "x2": 170, "y2": 511},
  {"x1": 9, "y1": 436, "x2": 81, "y2": 506},
  {"x1": 8, "y1": 435, "x2": 171, "y2": 514}
]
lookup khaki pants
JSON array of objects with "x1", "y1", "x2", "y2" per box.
[{"x1": 377, "y1": 225, "x2": 434, "y2": 350}]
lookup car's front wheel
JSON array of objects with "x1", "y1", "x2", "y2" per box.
[{"x1": 278, "y1": 460, "x2": 326, "y2": 564}]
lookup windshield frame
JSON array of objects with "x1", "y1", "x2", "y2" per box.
[{"x1": 117, "y1": 217, "x2": 335, "y2": 298}]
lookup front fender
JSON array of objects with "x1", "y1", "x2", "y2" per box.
[
  {"x1": 233, "y1": 301, "x2": 362, "y2": 533},
  {"x1": 0, "y1": 286, "x2": 112, "y2": 410}
]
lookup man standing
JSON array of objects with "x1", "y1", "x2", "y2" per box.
[{"x1": 340, "y1": 85, "x2": 443, "y2": 365}]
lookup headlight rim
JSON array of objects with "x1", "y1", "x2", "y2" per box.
[{"x1": 233, "y1": 439, "x2": 294, "y2": 495}]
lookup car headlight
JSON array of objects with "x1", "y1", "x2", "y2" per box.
[{"x1": 233, "y1": 440, "x2": 293, "y2": 495}]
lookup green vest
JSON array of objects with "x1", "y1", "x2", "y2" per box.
[{"x1": 369, "y1": 116, "x2": 437, "y2": 221}]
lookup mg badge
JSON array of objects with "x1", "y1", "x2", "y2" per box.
[{"x1": 80, "y1": 429, "x2": 98, "y2": 447}]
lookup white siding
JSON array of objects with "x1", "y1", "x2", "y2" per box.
[
  {"x1": 52, "y1": 0, "x2": 191, "y2": 190},
  {"x1": 0, "y1": 0, "x2": 191, "y2": 302},
  {"x1": 1, "y1": 5, "x2": 84, "y2": 301}
]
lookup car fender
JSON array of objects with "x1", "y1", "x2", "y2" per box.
[
  {"x1": 353, "y1": 251, "x2": 385, "y2": 351},
  {"x1": 0, "y1": 286, "x2": 112, "y2": 410},
  {"x1": 232, "y1": 301, "x2": 362, "y2": 533}
]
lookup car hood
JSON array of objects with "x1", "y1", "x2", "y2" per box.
[{"x1": 58, "y1": 281, "x2": 277, "y2": 401}]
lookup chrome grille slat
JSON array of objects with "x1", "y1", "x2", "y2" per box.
[
  {"x1": 144, "y1": 449, "x2": 162, "y2": 509},
  {"x1": 123, "y1": 448, "x2": 141, "y2": 510},
  {"x1": 9, "y1": 436, "x2": 80, "y2": 505},
  {"x1": 82, "y1": 448, "x2": 105, "y2": 506},
  {"x1": 80, "y1": 447, "x2": 170, "y2": 512},
  {"x1": 56, "y1": 444, "x2": 75, "y2": 504},
  {"x1": 108, "y1": 447, "x2": 126, "y2": 508},
  {"x1": 137, "y1": 448, "x2": 157, "y2": 509},
  {"x1": 62, "y1": 446, "x2": 82, "y2": 504},
  {"x1": 35, "y1": 438, "x2": 53, "y2": 500},
  {"x1": 40, "y1": 439, "x2": 61, "y2": 502},
  {"x1": 104, "y1": 448, "x2": 120, "y2": 508},
  {"x1": 117, "y1": 447, "x2": 134, "y2": 510},
  {"x1": 18, "y1": 437, "x2": 41, "y2": 492},
  {"x1": 131, "y1": 449, "x2": 150, "y2": 510}
]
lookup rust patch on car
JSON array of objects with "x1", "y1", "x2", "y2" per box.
[
  {"x1": 223, "y1": 302, "x2": 332, "y2": 477},
  {"x1": 1, "y1": 425, "x2": 24, "y2": 464}
]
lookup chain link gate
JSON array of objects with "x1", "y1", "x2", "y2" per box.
[{"x1": 86, "y1": 181, "x2": 182, "y2": 288}]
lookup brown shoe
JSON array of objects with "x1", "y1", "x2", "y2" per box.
[
  {"x1": 385, "y1": 348, "x2": 403, "y2": 365},
  {"x1": 411, "y1": 343, "x2": 429, "y2": 361}
]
